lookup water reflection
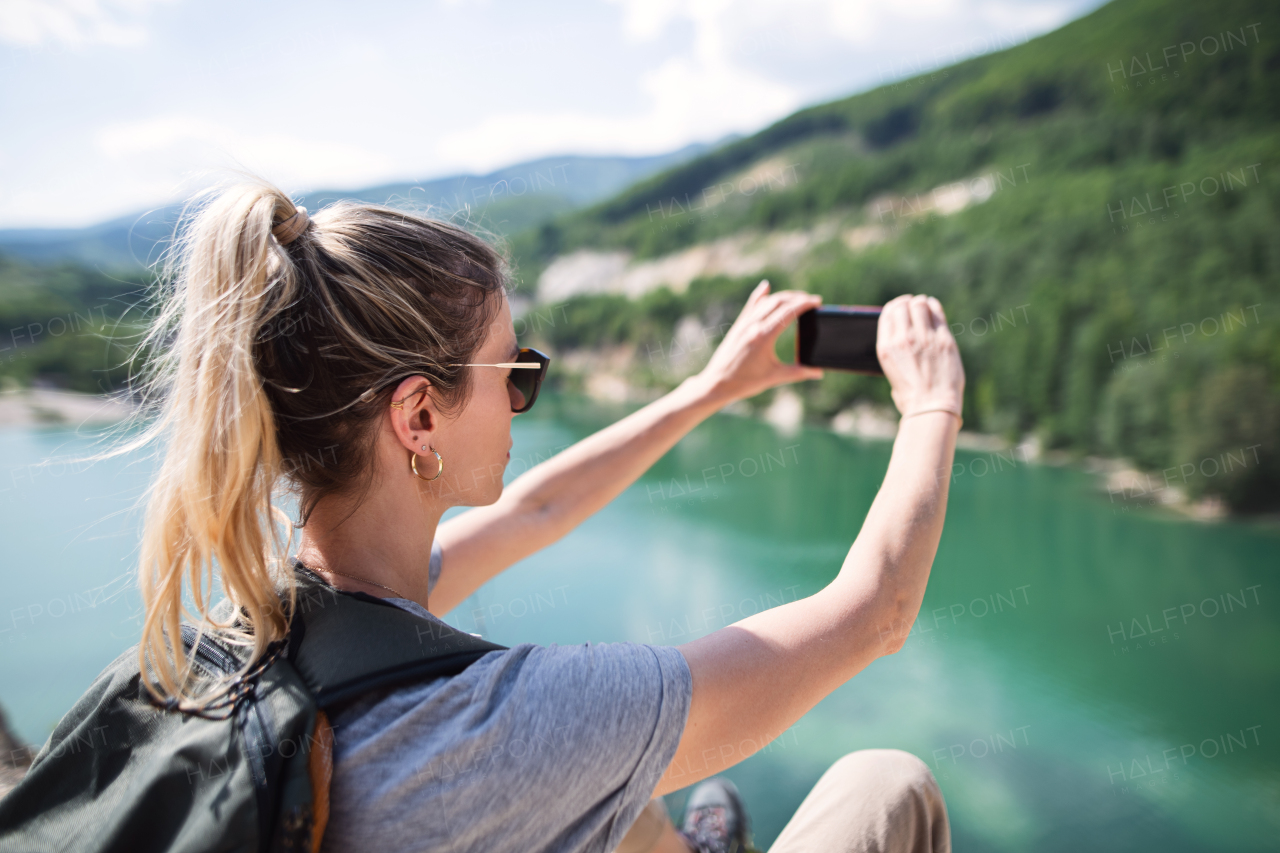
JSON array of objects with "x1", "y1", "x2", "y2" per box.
[
  {"x1": 2, "y1": 393, "x2": 1277, "y2": 851},
  {"x1": 465, "y1": 394, "x2": 1280, "y2": 851}
]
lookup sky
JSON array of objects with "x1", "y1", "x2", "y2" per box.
[{"x1": 0, "y1": 0, "x2": 1107, "y2": 229}]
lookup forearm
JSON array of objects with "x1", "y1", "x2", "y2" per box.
[
  {"x1": 432, "y1": 375, "x2": 725, "y2": 610},
  {"x1": 501, "y1": 375, "x2": 725, "y2": 530},
  {"x1": 828, "y1": 411, "x2": 959, "y2": 657},
  {"x1": 660, "y1": 413, "x2": 958, "y2": 794}
]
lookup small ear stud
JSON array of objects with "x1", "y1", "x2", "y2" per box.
[{"x1": 421, "y1": 445, "x2": 427, "y2": 451}]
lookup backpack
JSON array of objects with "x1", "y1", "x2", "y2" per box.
[{"x1": 0, "y1": 566, "x2": 507, "y2": 853}]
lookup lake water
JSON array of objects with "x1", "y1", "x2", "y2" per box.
[{"x1": 1, "y1": 394, "x2": 1276, "y2": 851}]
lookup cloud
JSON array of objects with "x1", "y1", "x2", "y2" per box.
[
  {"x1": 0, "y1": 0, "x2": 174, "y2": 48},
  {"x1": 435, "y1": 0, "x2": 800, "y2": 172},
  {"x1": 608, "y1": 0, "x2": 1082, "y2": 83},
  {"x1": 434, "y1": 0, "x2": 1086, "y2": 173},
  {"x1": 435, "y1": 56, "x2": 797, "y2": 171},
  {"x1": 95, "y1": 114, "x2": 396, "y2": 196},
  {"x1": 0, "y1": 0, "x2": 1101, "y2": 227},
  {"x1": 0, "y1": 113, "x2": 395, "y2": 226}
]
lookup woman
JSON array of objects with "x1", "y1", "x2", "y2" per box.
[{"x1": 137, "y1": 180, "x2": 964, "y2": 853}]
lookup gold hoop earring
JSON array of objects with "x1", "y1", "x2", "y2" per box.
[{"x1": 410, "y1": 448, "x2": 444, "y2": 481}]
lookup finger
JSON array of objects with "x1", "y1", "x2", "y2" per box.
[
  {"x1": 892, "y1": 294, "x2": 917, "y2": 336},
  {"x1": 927, "y1": 296, "x2": 947, "y2": 326},
  {"x1": 908, "y1": 295, "x2": 933, "y2": 334},
  {"x1": 756, "y1": 285, "x2": 801, "y2": 319},
  {"x1": 756, "y1": 291, "x2": 804, "y2": 324},
  {"x1": 932, "y1": 301, "x2": 959, "y2": 346},
  {"x1": 766, "y1": 290, "x2": 820, "y2": 315},
  {"x1": 780, "y1": 363, "x2": 824, "y2": 382},
  {"x1": 727, "y1": 282, "x2": 773, "y2": 333},
  {"x1": 763, "y1": 293, "x2": 820, "y2": 332},
  {"x1": 758, "y1": 286, "x2": 812, "y2": 311},
  {"x1": 884, "y1": 293, "x2": 912, "y2": 324},
  {"x1": 879, "y1": 297, "x2": 904, "y2": 340},
  {"x1": 919, "y1": 296, "x2": 942, "y2": 331},
  {"x1": 772, "y1": 289, "x2": 822, "y2": 302}
]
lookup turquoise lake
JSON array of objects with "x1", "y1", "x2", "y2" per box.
[{"x1": 1, "y1": 394, "x2": 1276, "y2": 851}]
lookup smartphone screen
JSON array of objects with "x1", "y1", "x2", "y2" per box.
[{"x1": 796, "y1": 306, "x2": 883, "y2": 374}]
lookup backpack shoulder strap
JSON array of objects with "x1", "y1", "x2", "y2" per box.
[{"x1": 288, "y1": 567, "x2": 508, "y2": 709}]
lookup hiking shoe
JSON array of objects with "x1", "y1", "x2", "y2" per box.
[{"x1": 679, "y1": 777, "x2": 752, "y2": 853}]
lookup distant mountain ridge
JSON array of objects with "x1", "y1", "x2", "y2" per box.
[{"x1": 0, "y1": 142, "x2": 720, "y2": 270}]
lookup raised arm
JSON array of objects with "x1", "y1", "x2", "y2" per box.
[
  {"x1": 428, "y1": 282, "x2": 823, "y2": 617},
  {"x1": 654, "y1": 294, "x2": 965, "y2": 797}
]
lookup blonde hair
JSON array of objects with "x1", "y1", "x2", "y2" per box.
[{"x1": 135, "y1": 178, "x2": 505, "y2": 707}]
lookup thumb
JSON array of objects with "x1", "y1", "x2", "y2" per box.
[{"x1": 781, "y1": 363, "x2": 824, "y2": 383}]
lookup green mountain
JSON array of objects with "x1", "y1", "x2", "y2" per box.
[
  {"x1": 0, "y1": 145, "x2": 716, "y2": 271},
  {"x1": 518, "y1": 0, "x2": 1280, "y2": 511},
  {"x1": 0, "y1": 255, "x2": 149, "y2": 394},
  {"x1": 0, "y1": 147, "x2": 719, "y2": 394}
]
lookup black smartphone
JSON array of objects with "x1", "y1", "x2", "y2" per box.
[{"x1": 796, "y1": 305, "x2": 883, "y2": 374}]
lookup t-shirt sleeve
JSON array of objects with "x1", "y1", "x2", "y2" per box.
[
  {"x1": 325, "y1": 638, "x2": 693, "y2": 853},
  {"x1": 574, "y1": 643, "x2": 693, "y2": 848},
  {"x1": 462, "y1": 641, "x2": 693, "y2": 851},
  {"x1": 427, "y1": 538, "x2": 442, "y2": 595}
]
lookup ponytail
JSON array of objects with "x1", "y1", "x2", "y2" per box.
[
  {"x1": 137, "y1": 182, "x2": 301, "y2": 706},
  {"x1": 133, "y1": 178, "x2": 506, "y2": 707}
]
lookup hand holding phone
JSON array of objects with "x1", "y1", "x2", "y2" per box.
[
  {"x1": 875, "y1": 295, "x2": 965, "y2": 422},
  {"x1": 797, "y1": 298, "x2": 965, "y2": 421},
  {"x1": 695, "y1": 281, "x2": 825, "y2": 405}
]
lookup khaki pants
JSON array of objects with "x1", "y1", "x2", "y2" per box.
[{"x1": 618, "y1": 750, "x2": 951, "y2": 853}]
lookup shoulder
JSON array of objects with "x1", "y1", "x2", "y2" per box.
[
  {"x1": 383, "y1": 597, "x2": 691, "y2": 698},
  {"x1": 479, "y1": 641, "x2": 690, "y2": 707},
  {"x1": 332, "y1": 640, "x2": 690, "y2": 752},
  {"x1": 484, "y1": 640, "x2": 689, "y2": 680},
  {"x1": 342, "y1": 640, "x2": 689, "y2": 716}
]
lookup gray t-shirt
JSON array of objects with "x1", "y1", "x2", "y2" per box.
[{"x1": 321, "y1": 544, "x2": 693, "y2": 853}]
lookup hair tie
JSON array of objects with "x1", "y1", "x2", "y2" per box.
[{"x1": 272, "y1": 207, "x2": 310, "y2": 244}]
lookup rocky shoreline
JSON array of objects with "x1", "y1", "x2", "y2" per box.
[
  {"x1": 561, "y1": 366, "x2": 1242, "y2": 522},
  {"x1": 0, "y1": 381, "x2": 1245, "y2": 521},
  {"x1": 0, "y1": 388, "x2": 134, "y2": 429},
  {"x1": 0, "y1": 705, "x2": 32, "y2": 800}
]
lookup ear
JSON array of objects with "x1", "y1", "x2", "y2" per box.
[{"x1": 388, "y1": 376, "x2": 439, "y2": 453}]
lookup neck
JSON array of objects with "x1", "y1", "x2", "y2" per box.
[{"x1": 294, "y1": 471, "x2": 445, "y2": 609}]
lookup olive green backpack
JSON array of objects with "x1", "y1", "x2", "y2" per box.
[{"x1": 0, "y1": 567, "x2": 506, "y2": 853}]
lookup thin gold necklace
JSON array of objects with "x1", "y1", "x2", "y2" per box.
[{"x1": 298, "y1": 559, "x2": 406, "y2": 599}]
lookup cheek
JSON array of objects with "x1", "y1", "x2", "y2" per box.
[{"x1": 486, "y1": 383, "x2": 512, "y2": 444}]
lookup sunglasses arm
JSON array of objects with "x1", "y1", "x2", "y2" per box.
[{"x1": 450, "y1": 363, "x2": 542, "y2": 369}]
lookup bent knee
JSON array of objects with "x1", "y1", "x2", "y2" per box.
[
  {"x1": 811, "y1": 750, "x2": 949, "y2": 852},
  {"x1": 826, "y1": 749, "x2": 938, "y2": 793}
]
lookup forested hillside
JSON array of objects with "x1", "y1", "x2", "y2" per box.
[
  {"x1": 0, "y1": 256, "x2": 147, "y2": 394},
  {"x1": 516, "y1": 0, "x2": 1280, "y2": 511}
]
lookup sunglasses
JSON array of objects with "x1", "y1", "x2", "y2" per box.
[{"x1": 451, "y1": 347, "x2": 550, "y2": 414}]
